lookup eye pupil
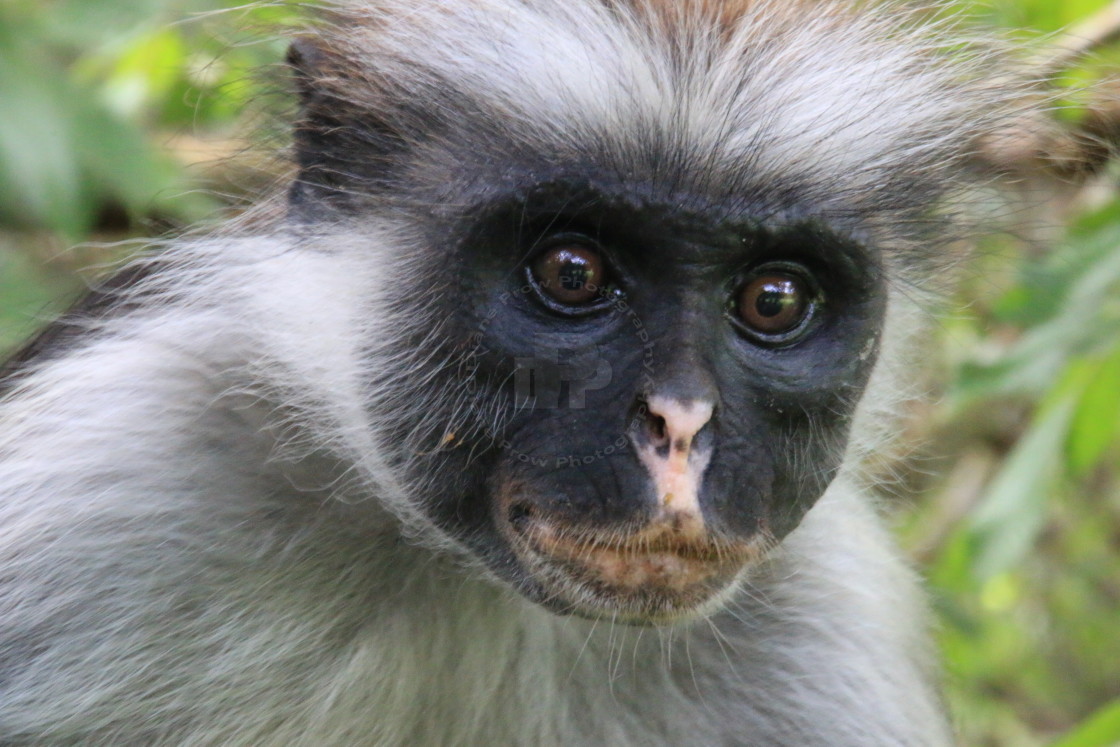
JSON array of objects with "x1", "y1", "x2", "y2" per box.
[
  {"x1": 559, "y1": 261, "x2": 591, "y2": 291},
  {"x1": 737, "y1": 272, "x2": 811, "y2": 337},
  {"x1": 755, "y1": 283, "x2": 793, "y2": 317},
  {"x1": 531, "y1": 245, "x2": 606, "y2": 306}
]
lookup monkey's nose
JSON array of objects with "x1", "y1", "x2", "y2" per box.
[
  {"x1": 637, "y1": 397, "x2": 714, "y2": 454},
  {"x1": 632, "y1": 396, "x2": 715, "y2": 534}
]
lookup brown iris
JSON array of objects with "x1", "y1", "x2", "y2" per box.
[
  {"x1": 736, "y1": 272, "x2": 810, "y2": 336},
  {"x1": 530, "y1": 245, "x2": 605, "y2": 306}
]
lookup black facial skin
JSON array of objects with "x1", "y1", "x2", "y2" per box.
[
  {"x1": 376, "y1": 176, "x2": 888, "y2": 618},
  {"x1": 282, "y1": 44, "x2": 890, "y2": 617}
]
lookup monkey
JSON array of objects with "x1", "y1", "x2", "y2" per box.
[{"x1": 0, "y1": 1, "x2": 1031, "y2": 744}]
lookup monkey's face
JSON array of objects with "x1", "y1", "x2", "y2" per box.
[
  {"x1": 285, "y1": 0, "x2": 997, "y2": 625},
  {"x1": 399, "y1": 180, "x2": 887, "y2": 624}
]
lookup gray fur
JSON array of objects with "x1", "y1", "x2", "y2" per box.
[{"x1": 0, "y1": 1, "x2": 1029, "y2": 743}]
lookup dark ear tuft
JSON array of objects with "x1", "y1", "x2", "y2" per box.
[
  {"x1": 286, "y1": 37, "x2": 322, "y2": 69},
  {"x1": 285, "y1": 37, "x2": 402, "y2": 218},
  {"x1": 287, "y1": 37, "x2": 331, "y2": 111}
]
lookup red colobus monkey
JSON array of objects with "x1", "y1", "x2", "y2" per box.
[{"x1": 0, "y1": 1, "x2": 1029, "y2": 743}]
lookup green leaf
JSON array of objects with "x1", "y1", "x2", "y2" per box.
[
  {"x1": 1067, "y1": 347, "x2": 1120, "y2": 475},
  {"x1": 1049, "y1": 698, "x2": 1120, "y2": 747},
  {"x1": 98, "y1": 27, "x2": 188, "y2": 118},
  {"x1": 0, "y1": 18, "x2": 92, "y2": 236},
  {"x1": 966, "y1": 389, "x2": 1080, "y2": 580}
]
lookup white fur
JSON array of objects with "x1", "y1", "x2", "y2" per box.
[
  {"x1": 327, "y1": 0, "x2": 1021, "y2": 229},
  {"x1": 0, "y1": 1, "x2": 1029, "y2": 743},
  {"x1": 0, "y1": 231, "x2": 946, "y2": 745}
]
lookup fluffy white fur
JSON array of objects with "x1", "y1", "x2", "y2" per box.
[
  {"x1": 0, "y1": 236, "x2": 947, "y2": 744},
  {"x1": 0, "y1": 1, "x2": 1029, "y2": 743}
]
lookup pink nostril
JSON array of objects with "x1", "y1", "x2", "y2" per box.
[
  {"x1": 640, "y1": 397, "x2": 714, "y2": 454},
  {"x1": 645, "y1": 412, "x2": 669, "y2": 447}
]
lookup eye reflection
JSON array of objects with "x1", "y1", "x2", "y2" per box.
[
  {"x1": 530, "y1": 245, "x2": 605, "y2": 306},
  {"x1": 736, "y1": 272, "x2": 811, "y2": 336}
]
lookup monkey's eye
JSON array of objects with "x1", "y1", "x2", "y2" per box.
[
  {"x1": 732, "y1": 265, "x2": 818, "y2": 344},
  {"x1": 528, "y1": 242, "x2": 617, "y2": 311}
]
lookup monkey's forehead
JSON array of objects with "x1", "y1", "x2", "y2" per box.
[{"x1": 301, "y1": 1, "x2": 1027, "y2": 228}]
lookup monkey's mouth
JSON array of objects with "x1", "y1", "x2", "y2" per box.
[{"x1": 505, "y1": 510, "x2": 764, "y2": 624}]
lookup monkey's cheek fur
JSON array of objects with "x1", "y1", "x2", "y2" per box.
[{"x1": 503, "y1": 512, "x2": 764, "y2": 625}]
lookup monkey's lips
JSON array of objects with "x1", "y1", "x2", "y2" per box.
[{"x1": 509, "y1": 517, "x2": 762, "y2": 624}]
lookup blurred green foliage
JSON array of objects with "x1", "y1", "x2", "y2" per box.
[
  {"x1": 0, "y1": 0, "x2": 298, "y2": 238},
  {"x1": 0, "y1": 1, "x2": 1118, "y2": 745},
  {"x1": 921, "y1": 196, "x2": 1120, "y2": 744},
  {"x1": 903, "y1": 2, "x2": 1120, "y2": 745},
  {"x1": 0, "y1": 0, "x2": 300, "y2": 348}
]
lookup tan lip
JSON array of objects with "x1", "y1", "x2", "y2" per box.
[{"x1": 518, "y1": 518, "x2": 762, "y2": 604}]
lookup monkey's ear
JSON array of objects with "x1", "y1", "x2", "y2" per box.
[
  {"x1": 286, "y1": 37, "x2": 399, "y2": 217},
  {"x1": 287, "y1": 37, "x2": 329, "y2": 110}
]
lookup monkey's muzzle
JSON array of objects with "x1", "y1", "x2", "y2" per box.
[{"x1": 503, "y1": 505, "x2": 763, "y2": 624}]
